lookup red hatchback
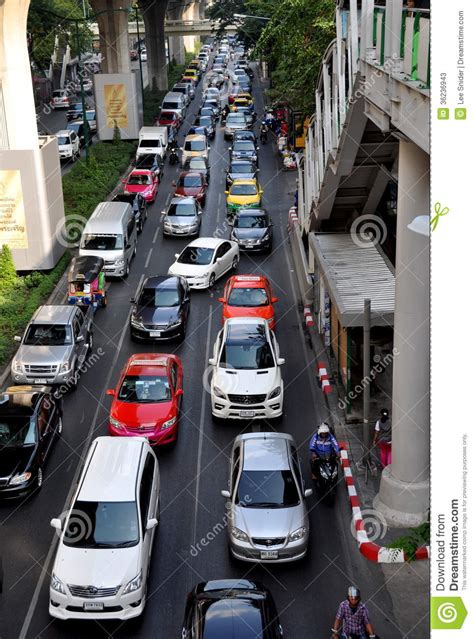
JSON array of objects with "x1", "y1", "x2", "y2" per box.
[
  {"x1": 174, "y1": 171, "x2": 208, "y2": 206},
  {"x1": 123, "y1": 169, "x2": 159, "y2": 203},
  {"x1": 107, "y1": 353, "x2": 183, "y2": 446},
  {"x1": 219, "y1": 275, "x2": 278, "y2": 330}
]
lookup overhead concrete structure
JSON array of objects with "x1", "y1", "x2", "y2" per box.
[
  {"x1": 0, "y1": 0, "x2": 65, "y2": 270},
  {"x1": 139, "y1": 0, "x2": 170, "y2": 90},
  {"x1": 90, "y1": 0, "x2": 132, "y2": 74},
  {"x1": 300, "y1": 0, "x2": 430, "y2": 526}
]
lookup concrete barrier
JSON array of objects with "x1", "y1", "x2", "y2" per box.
[{"x1": 288, "y1": 207, "x2": 313, "y2": 307}]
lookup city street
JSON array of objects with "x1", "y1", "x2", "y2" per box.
[{"x1": 1, "y1": 63, "x2": 400, "y2": 639}]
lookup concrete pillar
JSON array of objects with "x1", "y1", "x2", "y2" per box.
[
  {"x1": 183, "y1": 2, "x2": 199, "y2": 56},
  {"x1": 374, "y1": 141, "x2": 430, "y2": 527},
  {"x1": 92, "y1": 0, "x2": 131, "y2": 74},
  {"x1": 168, "y1": 36, "x2": 186, "y2": 65}
]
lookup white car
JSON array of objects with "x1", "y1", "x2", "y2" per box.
[
  {"x1": 168, "y1": 237, "x2": 239, "y2": 289},
  {"x1": 49, "y1": 437, "x2": 160, "y2": 621},
  {"x1": 221, "y1": 432, "x2": 312, "y2": 563},
  {"x1": 51, "y1": 89, "x2": 71, "y2": 110},
  {"x1": 55, "y1": 130, "x2": 80, "y2": 161},
  {"x1": 209, "y1": 317, "x2": 285, "y2": 420},
  {"x1": 140, "y1": 49, "x2": 147, "y2": 62}
]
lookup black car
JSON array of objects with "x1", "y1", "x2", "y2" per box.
[
  {"x1": 135, "y1": 153, "x2": 163, "y2": 179},
  {"x1": 0, "y1": 386, "x2": 63, "y2": 497},
  {"x1": 193, "y1": 115, "x2": 216, "y2": 139},
  {"x1": 199, "y1": 106, "x2": 217, "y2": 123},
  {"x1": 226, "y1": 159, "x2": 258, "y2": 189},
  {"x1": 66, "y1": 102, "x2": 86, "y2": 122},
  {"x1": 183, "y1": 156, "x2": 211, "y2": 183},
  {"x1": 182, "y1": 579, "x2": 283, "y2": 639},
  {"x1": 230, "y1": 138, "x2": 259, "y2": 165},
  {"x1": 112, "y1": 193, "x2": 147, "y2": 233},
  {"x1": 230, "y1": 208, "x2": 273, "y2": 252},
  {"x1": 130, "y1": 275, "x2": 190, "y2": 341},
  {"x1": 66, "y1": 121, "x2": 91, "y2": 147}
]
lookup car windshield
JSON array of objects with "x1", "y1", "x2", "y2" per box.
[
  {"x1": 230, "y1": 183, "x2": 257, "y2": 196},
  {"x1": 81, "y1": 234, "x2": 123, "y2": 250},
  {"x1": 201, "y1": 108, "x2": 214, "y2": 118},
  {"x1": 236, "y1": 470, "x2": 300, "y2": 508},
  {"x1": 219, "y1": 325, "x2": 274, "y2": 369},
  {"x1": 63, "y1": 500, "x2": 139, "y2": 548},
  {"x1": 128, "y1": 174, "x2": 152, "y2": 186},
  {"x1": 24, "y1": 324, "x2": 72, "y2": 346},
  {"x1": 67, "y1": 124, "x2": 80, "y2": 133},
  {"x1": 168, "y1": 202, "x2": 196, "y2": 217},
  {"x1": 118, "y1": 375, "x2": 172, "y2": 403},
  {"x1": 138, "y1": 288, "x2": 180, "y2": 307},
  {"x1": 198, "y1": 117, "x2": 212, "y2": 127},
  {"x1": 178, "y1": 246, "x2": 214, "y2": 265},
  {"x1": 228, "y1": 287, "x2": 269, "y2": 307},
  {"x1": 227, "y1": 114, "x2": 246, "y2": 124},
  {"x1": 179, "y1": 175, "x2": 203, "y2": 188},
  {"x1": 136, "y1": 156, "x2": 156, "y2": 169},
  {"x1": 57, "y1": 136, "x2": 70, "y2": 146},
  {"x1": 185, "y1": 140, "x2": 206, "y2": 152},
  {"x1": 234, "y1": 214, "x2": 268, "y2": 228},
  {"x1": 0, "y1": 414, "x2": 36, "y2": 448},
  {"x1": 230, "y1": 162, "x2": 253, "y2": 174},
  {"x1": 234, "y1": 141, "x2": 255, "y2": 152}
]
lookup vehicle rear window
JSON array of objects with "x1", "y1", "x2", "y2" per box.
[
  {"x1": 64, "y1": 500, "x2": 139, "y2": 548},
  {"x1": 81, "y1": 234, "x2": 123, "y2": 250},
  {"x1": 139, "y1": 139, "x2": 160, "y2": 148},
  {"x1": 24, "y1": 324, "x2": 72, "y2": 346},
  {"x1": 228, "y1": 287, "x2": 268, "y2": 307},
  {"x1": 184, "y1": 140, "x2": 206, "y2": 152},
  {"x1": 162, "y1": 101, "x2": 180, "y2": 110}
]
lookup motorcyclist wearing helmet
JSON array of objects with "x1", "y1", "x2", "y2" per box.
[
  {"x1": 331, "y1": 586, "x2": 377, "y2": 639},
  {"x1": 309, "y1": 422, "x2": 340, "y2": 479}
]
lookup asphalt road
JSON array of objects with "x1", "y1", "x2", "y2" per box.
[{"x1": 1, "y1": 63, "x2": 400, "y2": 639}]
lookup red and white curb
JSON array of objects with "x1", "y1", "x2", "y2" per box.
[
  {"x1": 288, "y1": 206, "x2": 298, "y2": 230},
  {"x1": 317, "y1": 361, "x2": 332, "y2": 394},
  {"x1": 304, "y1": 306, "x2": 315, "y2": 328},
  {"x1": 339, "y1": 444, "x2": 430, "y2": 563}
]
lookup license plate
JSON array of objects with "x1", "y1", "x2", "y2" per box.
[
  {"x1": 240, "y1": 410, "x2": 255, "y2": 418},
  {"x1": 261, "y1": 550, "x2": 278, "y2": 560},
  {"x1": 149, "y1": 331, "x2": 161, "y2": 337},
  {"x1": 83, "y1": 602, "x2": 104, "y2": 611},
  {"x1": 34, "y1": 379, "x2": 48, "y2": 384}
]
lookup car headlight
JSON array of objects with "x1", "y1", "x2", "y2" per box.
[
  {"x1": 123, "y1": 571, "x2": 142, "y2": 594},
  {"x1": 131, "y1": 315, "x2": 143, "y2": 328},
  {"x1": 268, "y1": 386, "x2": 281, "y2": 399},
  {"x1": 289, "y1": 526, "x2": 307, "y2": 542},
  {"x1": 110, "y1": 417, "x2": 125, "y2": 431},
  {"x1": 9, "y1": 472, "x2": 32, "y2": 486},
  {"x1": 161, "y1": 416, "x2": 177, "y2": 430},
  {"x1": 261, "y1": 230, "x2": 270, "y2": 240},
  {"x1": 213, "y1": 386, "x2": 227, "y2": 399},
  {"x1": 60, "y1": 362, "x2": 71, "y2": 373},
  {"x1": 12, "y1": 360, "x2": 22, "y2": 373},
  {"x1": 168, "y1": 317, "x2": 182, "y2": 328},
  {"x1": 51, "y1": 573, "x2": 66, "y2": 595},
  {"x1": 231, "y1": 527, "x2": 249, "y2": 542}
]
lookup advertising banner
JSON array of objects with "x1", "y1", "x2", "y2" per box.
[
  {"x1": 0, "y1": 169, "x2": 28, "y2": 249},
  {"x1": 103, "y1": 83, "x2": 128, "y2": 128}
]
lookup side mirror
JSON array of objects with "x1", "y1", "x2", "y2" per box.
[
  {"x1": 304, "y1": 488, "x2": 313, "y2": 498},
  {"x1": 50, "y1": 518, "x2": 62, "y2": 531},
  {"x1": 224, "y1": 190, "x2": 229, "y2": 195},
  {"x1": 218, "y1": 297, "x2": 225, "y2": 303},
  {"x1": 106, "y1": 388, "x2": 115, "y2": 396},
  {"x1": 176, "y1": 388, "x2": 184, "y2": 397},
  {"x1": 14, "y1": 335, "x2": 21, "y2": 342},
  {"x1": 271, "y1": 297, "x2": 279, "y2": 303},
  {"x1": 277, "y1": 357, "x2": 286, "y2": 366},
  {"x1": 76, "y1": 334, "x2": 84, "y2": 343},
  {"x1": 174, "y1": 253, "x2": 180, "y2": 259},
  {"x1": 220, "y1": 489, "x2": 231, "y2": 499},
  {"x1": 208, "y1": 357, "x2": 217, "y2": 366},
  {"x1": 146, "y1": 518, "x2": 158, "y2": 531}
]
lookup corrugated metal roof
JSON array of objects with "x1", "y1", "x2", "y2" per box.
[{"x1": 309, "y1": 233, "x2": 395, "y2": 327}]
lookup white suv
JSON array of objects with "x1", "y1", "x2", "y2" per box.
[
  {"x1": 55, "y1": 130, "x2": 80, "y2": 161},
  {"x1": 209, "y1": 317, "x2": 285, "y2": 420},
  {"x1": 49, "y1": 437, "x2": 160, "y2": 620}
]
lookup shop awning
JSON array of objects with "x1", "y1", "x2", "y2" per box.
[{"x1": 309, "y1": 233, "x2": 395, "y2": 327}]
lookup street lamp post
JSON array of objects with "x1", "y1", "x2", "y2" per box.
[
  {"x1": 74, "y1": 19, "x2": 90, "y2": 159},
  {"x1": 133, "y1": 5, "x2": 145, "y2": 113}
]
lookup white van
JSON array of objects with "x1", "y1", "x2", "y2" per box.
[
  {"x1": 136, "y1": 126, "x2": 168, "y2": 161},
  {"x1": 49, "y1": 437, "x2": 160, "y2": 621},
  {"x1": 161, "y1": 91, "x2": 187, "y2": 119},
  {"x1": 79, "y1": 201, "x2": 138, "y2": 278}
]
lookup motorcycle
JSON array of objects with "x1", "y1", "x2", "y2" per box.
[
  {"x1": 169, "y1": 146, "x2": 179, "y2": 165},
  {"x1": 310, "y1": 452, "x2": 338, "y2": 500},
  {"x1": 260, "y1": 126, "x2": 268, "y2": 144},
  {"x1": 220, "y1": 107, "x2": 229, "y2": 124}
]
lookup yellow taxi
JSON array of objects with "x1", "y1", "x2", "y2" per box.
[
  {"x1": 230, "y1": 97, "x2": 253, "y2": 112},
  {"x1": 237, "y1": 92, "x2": 253, "y2": 105},
  {"x1": 183, "y1": 68, "x2": 199, "y2": 82},
  {"x1": 225, "y1": 178, "x2": 263, "y2": 216}
]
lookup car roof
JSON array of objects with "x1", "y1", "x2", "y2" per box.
[
  {"x1": 0, "y1": 386, "x2": 47, "y2": 411},
  {"x1": 230, "y1": 178, "x2": 257, "y2": 185},
  {"x1": 179, "y1": 171, "x2": 203, "y2": 178},
  {"x1": 241, "y1": 433, "x2": 293, "y2": 471},
  {"x1": 55, "y1": 130, "x2": 73, "y2": 137},
  {"x1": 143, "y1": 275, "x2": 182, "y2": 289},
  {"x1": 129, "y1": 169, "x2": 152, "y2": 175},
  {"x1": 236, "y1": 208, "x2": 266, "y2": 215},
  {"x1": 78, "y1": 437, "x2": 147, "y2": 502},
  {"x1": 170, "y1": 196, "x2": 197, "y2": 205},
  {"x1": 125, "y1": 353, "x2": 171, "y2": 376},
  {"x1": 33, "y1": 305, "x2": 75, "y2": 324},
  {"x1": 184, "y1": 134, "x2": 206, "y2": 141},
  {"x1": 229, "y1": 275, "x2": 269, "y2": 289},
  {"x1": 187, "y1": 237, "x2": 223, "y2": 249}
]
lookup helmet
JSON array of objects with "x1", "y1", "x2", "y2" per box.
[
  {"x1": 348, "y1": 586, "x2": 361, "y2": 599},
  {"x1": 318, "y1": 422, "x2": 330, "y2": 435},
  {"x1": 381, "y1": 408, "x2": 389, "y2": 417}
]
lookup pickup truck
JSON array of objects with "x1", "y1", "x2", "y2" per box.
[{"x1": 11, "y1": 305, "x2": 94, "y2": 390}]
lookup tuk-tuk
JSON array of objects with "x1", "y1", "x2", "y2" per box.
[{"x1": 67, "y1": 256, "x2": 107, "y2": 309}]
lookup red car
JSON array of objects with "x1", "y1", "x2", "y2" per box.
[
  {"x1": 174, "y1": 171, "x2": 208, "y2": 206},
  {"x1": 107, "y1": 353, "x2": 183, "y2": 446},
  {"x1": 123, "y1": 169, "x2": 159, "y2": 203},
  {"x1": 219, "y1": 275, "x2": 278, "y2": 330},
  {"x1": 155, "y1": 110, "x2": 182, "y2": 131}
]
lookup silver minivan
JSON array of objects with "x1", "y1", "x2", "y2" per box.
[
  {"x1": 221, "y1": 432, "x2": 312, "y2": 563},
  {"x1": 79, "y1": 202, "x2": 137, "y2": 278},
  {"x1": 161, "y1": 91, "x2": 187, "y2": 119}
]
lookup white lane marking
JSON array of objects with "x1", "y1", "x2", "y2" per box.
[
  {"x1": 19, "y1": 274, "x2": 144, "y2": 639},
  {"x1": 153, "y1": 224, "x2": 160, "y2": 244},
  {"x1": 192, "y1": 305, "x2": 213, "y2": 546},
  {"x1": 145, "y1": 247, "x2": 153, "y2": 268},
  {"x1": 165, "y1": 192, "x2": 171, "y2": 207}
]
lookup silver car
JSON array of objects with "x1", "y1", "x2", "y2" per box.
[
  {"x1": 163, "y1": 197, "x2": 202, "y2": 237},
  {"x1": 224, "y1": 113, "x2": 249, "y2": 140},
  {"x1": 221, "y1": 432, "x2": 312, "y2": 563}
]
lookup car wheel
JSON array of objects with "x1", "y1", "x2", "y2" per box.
[
  {"x1": 123, "y1": 261, "x2": 130, "y2": 279},
  {"x1": 232, "y1": 256, "x2": 239, "y2": 270},
  {"x1": 36, "y1": 467, "x2": 44, "y2": 489},
  {"x1": 208, "y1": 273, "x2": 216, "y2": 288}
]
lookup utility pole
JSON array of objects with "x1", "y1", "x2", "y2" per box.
[
  {"x1": 75, "y1": 19, "x2": 90, "y2": 159},
  {"x1": 363, "y1": 298, "x2": 371, "y2": 462},
  {"x1": 134, "y1": 5, "x2": 145, "y2": 113}
]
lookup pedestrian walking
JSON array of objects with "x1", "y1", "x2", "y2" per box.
[
  {"x1": 331, "y1": 586, "x2": 377, "y2": 639},
  {"x1": 373, "y1": 408, "x2": 392, "y2": 468}
]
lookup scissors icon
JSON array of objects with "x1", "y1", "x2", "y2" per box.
[{"x1": 431, "y1": 202, "x2": 449, "y2": 231}]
